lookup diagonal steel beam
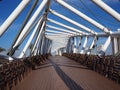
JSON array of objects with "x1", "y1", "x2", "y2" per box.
[
  {"x1": 55, "y1": 0, "x2": 112, "y2": 34},
  {"x1": 46, "y1": 25, "x2": 76, "y2": 34},
  {"x1": 50, "y1": 9, "x2": 97, "y2": 34},
  {"x1": 47, "y1": 18, "x2": 87, "y2": 35},
  {"x1": 92, "y1": 0, "x2": 120, "y2": 22}
]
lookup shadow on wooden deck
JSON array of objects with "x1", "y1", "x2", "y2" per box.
[{"x1": 12, "y1": 56, "x2": 120, "y2": 90}]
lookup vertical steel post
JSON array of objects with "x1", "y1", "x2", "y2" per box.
[
  {"x1": 103, "y1": 36, "x2": 111, "y2": 52},
  {"x1": 80, "y1": 36, "x2": 88, "y2": 54},
  {"x1": 98, "y1": 36, "x2": 111, "y2": 55},
  {"x1": 73, "y1": 36, "x2": 77, "y2": 53},
  {"x1": 78, "y1": 36, "x2": 82, "y2": 53},
  {"x1": 40, "y1": 35, "x2": 45, "y2": 55},
  {"x1": 87, "y1": 36, "x2": 97, "y2": 54},
  {"x1": 112, "y1": 37, "x2": 119, "y2": 55}
]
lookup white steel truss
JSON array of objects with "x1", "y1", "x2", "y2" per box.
[{"x1": 0, "y1": 0, "x2": 120, "y2": 57}]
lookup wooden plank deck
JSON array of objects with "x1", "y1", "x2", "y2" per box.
[{"x1": 13, "y1": 56, "x2": 120, "y2": 90}]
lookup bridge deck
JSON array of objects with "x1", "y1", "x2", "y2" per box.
[{"x1": 13, "y1": 56, "x2": 120, "y2": 90}]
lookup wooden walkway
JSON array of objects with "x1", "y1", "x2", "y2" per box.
[{"x1": 13, "y1": 56, "x2": 120, "y2": 90}]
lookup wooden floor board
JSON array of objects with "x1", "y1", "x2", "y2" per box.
[
  {"x1": 13, "y1": 56, "x2": 120, "y2": 90},
  {"x1": 13, "y1": 64, "x2": 68, "y2": 90},
  {"x1": 50, "y1": 56, "x2": 120, "y2": 90}
]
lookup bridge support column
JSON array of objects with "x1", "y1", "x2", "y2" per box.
[
  {"x1": 80, "y1": 36, "x2": 88, "y2": 54},
  {"x1": 48, "y1": 40, "x2": 52, "y2": 54},
  {"x1": 98, "y1": 36, "x2": 111, "y2": 55},
  {"x1": 112, "y1": 37, "x2": 119, "y2": 55},
  {"x1": 68, "y1": 37, "x2": 74, "y2": 53},
  {"x1": 40, "y1": 35, "x2": 45, "y2": 55},
  {"x1": 87, "y1": 36, "x2": 97, "y2": 55},
  {"x1": 66, "y1": 39, "x2": 69, "y2": 53},
  {"x1": 103, "y1": 36, "x2": 111, "y2": 53},
  {"x1": 73, "y1": 36, "x2": 77, "y2": 53},
  {"x1": 47, "y1": 39, "x2": 50, "y2": 53},
  {"x1": 78, "y1": 36, "x2": 82, "y2": 53}
]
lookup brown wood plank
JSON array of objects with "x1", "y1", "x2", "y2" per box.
[
  {"x1": 49, "y1": 56, "x2": 120, "y2": 90},
  {"x1": 13, "y1": 56, "x2": 120, "y2": 90},
  {"x1": 13, "y1": 63, "x2": 68, "y2": 90}
]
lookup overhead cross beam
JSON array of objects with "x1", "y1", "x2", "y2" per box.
[
  {"x1": 92, "y1": 0, "x2": 120, "y2": 22},
  {"x1": 47, "y1": 18, "x2": 87, "y2": 35},
  {"x1": 45, "y1": 32, "x2": 74, "y2": 36},
  {"x1": 0, "y1": 0, "x2": 31, "y2": 36},
  {"x1": 46, "y1": 29, "x2": 72, "y2": 34},
  {"x1": 55, "y1": 0, "x2": 112, "y2": 34},
  {"x1": 1, "y1": 0, "x2": 120, "y2": 57},
  {"x1": 46, "y1": 25, "x2": 77, "y2": 34},
  {"x1": 49, "y1": 9, "x2": 97, "y2": 34}
]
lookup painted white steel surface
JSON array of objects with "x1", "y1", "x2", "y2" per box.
[
  {"x1": 113, "y1": 37, "x2": 118, "y2": 54},
  {"x1": 46, "y1": 29, "x2": 73, "y2": 35},
  {"x1": 87, "y1": 36, "x2": 97, "y2": 54},
  {"x1": 80, "y1": 36, "x2": 88, "y2": 53},
  {"x1": 19, "y1": 18, "x2": 43, "y2": 58},
  {"x1": 102, "y1": 36, "x2": 111, "y2": 52},
  {"x1": 31, "y1": 23, "x2": 46, "y2": 55},
  {"x1": 0, "y1": 0, "x2": 31, "y2": 36},
  {"x1": 48, "y1": 18, "x2": 86, "y2": 35},
  {"x1": 55, "y1": 0, "x2": 110, "y2": 33},
  {"x1": 50, "y1": 9, "x2": 97, "y2": 34},
  {"x1": 46, "y1": 25, "x2": 76, "y2": 34},
  {"x1": 92, "y1": 0, "x2": 120, "y2": 22},
  {"x1": 13, "y1": 0, "x2": 48, "y2": 48}
]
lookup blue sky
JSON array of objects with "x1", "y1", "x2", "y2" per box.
[{"x1": 0, "y1": 0, "x2": 120, "y2": 56}]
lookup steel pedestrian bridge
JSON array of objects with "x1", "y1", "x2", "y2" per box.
[{"x1": 0, "y1": 0, "x2": 120, "y2": 90}]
